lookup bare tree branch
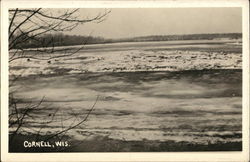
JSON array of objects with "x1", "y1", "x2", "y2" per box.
[
  {"x1": 9, "y1": 8, "x2": 18, "y2": 33},
  {"x1": 9, "y1": 9, "x2": 109, "y2": 149},
  {"x1": 45, "y1": 95, "x2": 99, "y2": 141},
  {"x1": 9, "y1": 9, "x2": 110, "y2": 24},
  {"x1": 9, "y1": 8, "x2": 42, "y2": 40}
]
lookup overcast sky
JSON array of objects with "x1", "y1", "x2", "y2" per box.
[{"x1": 66, "y1": 8, "x2": 242, "y2": 39}]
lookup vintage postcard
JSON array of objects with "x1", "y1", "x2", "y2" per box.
[{"x1": 1, "y1": 0, "x2": 249, "y2": 161}]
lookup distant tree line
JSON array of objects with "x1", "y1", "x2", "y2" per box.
[
  {"x1": 10, "y1": 33, "x2": 109, "y2": 49},
  {"x1": 12, "y1": 32, "x2": 242, "y2": 49},
  {"x1": 131, "y1": 33, "x2": 242, "y2": 42}
]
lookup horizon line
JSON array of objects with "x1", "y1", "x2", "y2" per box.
[{"x1": 61, "y1": 32, "x2": 242, "y2": 39}]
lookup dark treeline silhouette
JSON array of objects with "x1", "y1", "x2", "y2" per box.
[
  {"x1": 13, "y1": 32, "x2": 242, "y2": 49},
  {"x1": 132, "y1": 33, "x2": 242, "y2": 41},
  {"x1": 11, "y1": 33, "x2": 108, "y2": 49}
]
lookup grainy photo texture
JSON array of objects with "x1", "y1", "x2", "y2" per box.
[{"x1": 8, "y1": 8, "x2": 242, "y2": 152}]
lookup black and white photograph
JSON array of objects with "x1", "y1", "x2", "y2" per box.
[{"x1": 1, "y1": 0, "x2": 249, "y2": 161}]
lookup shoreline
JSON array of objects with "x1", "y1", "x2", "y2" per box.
[{"x1": 9, "y1": 134, "x2": 242, "y2": 152}]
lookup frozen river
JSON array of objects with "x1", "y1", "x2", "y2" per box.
[{"x1": 9, "y1": 40, "x2": 242, "y2": 151}]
